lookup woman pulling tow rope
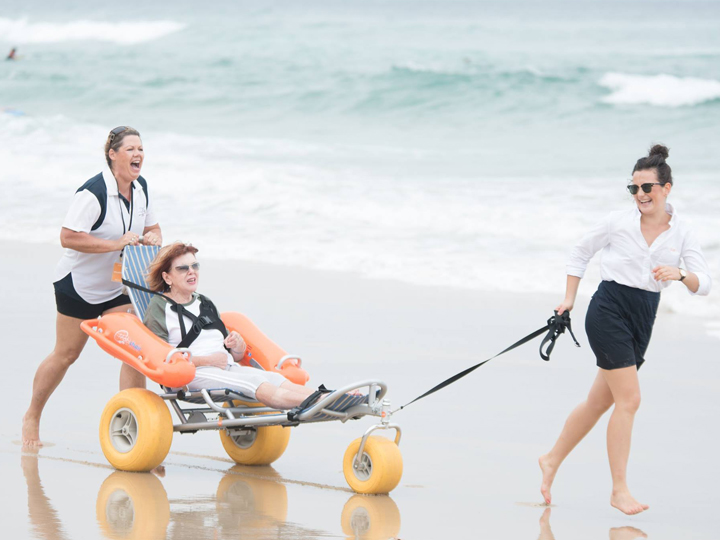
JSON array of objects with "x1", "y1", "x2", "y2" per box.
[{"x1": 539, "y1": 145, "x2": 711, "y2": 515}]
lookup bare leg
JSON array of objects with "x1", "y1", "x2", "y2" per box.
[
  {"x1": 602, "y1": 366, "x2": 648, "y2": 515},
  {"x1": 255, "y1": 383, "x2": 304, "y2": 409},
  {"x1": 539, "y1": 370, "x2": 614, "y2": 504},
  {"x1": 22, "y1": 314, "x2": 88, "y2": 447},
  {"x1": 255, "y1": 381, "x2": 316, "y2": 409},
  {"x1": 119, "y1": 362, "x2": 146, "y2": 390},
  {"x1": 257, "y1": 381, "x2": 315, "y2": 409},
  {"x1": 280, "y1": 381, "x2": 315, "y2": 398},
  {"x1": 100, "y1": 304, "x2": 147, "y2": 391}
]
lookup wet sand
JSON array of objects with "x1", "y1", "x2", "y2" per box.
[{"x1": 3, "y1": 240, "x2": 719, "y2": 539}]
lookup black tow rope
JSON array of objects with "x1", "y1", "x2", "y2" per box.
[{"x1": 394, "y1": 311, "x2": 580, "y2": 413}]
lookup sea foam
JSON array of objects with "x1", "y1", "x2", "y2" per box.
[
  {"x1": 599, "y1": 72, "x2": 720, "y2": 107},
  {"x1": 1, "y1": 113, "x2": 718, "y2": 331},
  {"x1": 0, "y1": 17, "x2": 185, "y2": 45}
]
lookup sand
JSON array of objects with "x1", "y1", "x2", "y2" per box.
[{"x1": 2, "y1": 240, "x2": 719, "y2": 539}]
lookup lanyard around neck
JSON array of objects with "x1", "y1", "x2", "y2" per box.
[{"x1": 118, "y1": 186, "x2": 134, "y2": 235}]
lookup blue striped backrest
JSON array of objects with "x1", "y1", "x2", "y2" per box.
[{"x1": 122, "y1": 245, "x2": 160, "y2": 320}]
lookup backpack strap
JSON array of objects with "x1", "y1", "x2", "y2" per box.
[
  {"x1": 78, "y1": 173, "x2": 147, "y2": 232},
  {"x1": 136, "y1": 176, "x2": 149, "y2": 210}
]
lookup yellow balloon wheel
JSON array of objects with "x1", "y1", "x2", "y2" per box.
[
  {"x1": 99, "y1": 389, "x2": 174, "y2": 472},
  {"x1": 340, "y1": 494, "x2": 401, "y2": 539},
  {"x1": 219, "y1": 425, "x2": 290, "y2": 465},
  {"x1": 218, "y1": 402, "x2": 291, "y2": 465},
  {"x1": 96, "y1": 471, "x2": 170, "y2": 540},
  {"x1": 343, "y1": 436, "x2": 403, "y2": 495}
]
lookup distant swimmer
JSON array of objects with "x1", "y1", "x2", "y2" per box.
[
  {"x1": 6, "y1": 47, "x2": 17, "y2": 60},
  {"x1": 538, "y1": 145, "x2": 712, "y2": 515}
]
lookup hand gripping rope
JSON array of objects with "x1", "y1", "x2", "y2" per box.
[{"x1": 393, "y1": 311, "x2": 580, "y2": 413}]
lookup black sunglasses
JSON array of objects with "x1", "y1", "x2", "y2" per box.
[
  {"x1": 108, "y1": 126, "x2": 128, "y2": 145},
  {"x1": 627, "y1": 182, "x2": 665, "y2": 195},
  {"x1": 174, "y1": 262, "x2": 200, "y2": 273}
]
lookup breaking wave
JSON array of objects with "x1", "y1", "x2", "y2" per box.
[
  {"x1": 599, "y1": 72, "x2": 720, "y2": 107},
  {"x1": 0, "y1": 17, "x2": 185, "y2": 45}
]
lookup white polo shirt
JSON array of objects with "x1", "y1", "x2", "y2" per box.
[
  {"x1": 566, "y1": 204, "x2": 711, "y2": 295},
  {"x1": 54, "y1": 166, "x2": 158, "y2": 304}
]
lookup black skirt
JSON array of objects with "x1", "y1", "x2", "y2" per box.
[{"x1": 585, "y1": 280, "x2": 660, "y2": 370}]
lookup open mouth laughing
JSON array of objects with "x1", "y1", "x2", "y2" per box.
[{"x1": 637, "y1": 197, "x2": 653, "y2": 209}]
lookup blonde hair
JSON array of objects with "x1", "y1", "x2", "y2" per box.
[{"x1": 146, "y1": 242, "x2": 199, "y2": 292}]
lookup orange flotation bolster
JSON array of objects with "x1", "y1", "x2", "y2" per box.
[
  {"x1": 221, "y1": 312, "x2": 310, "y2": 386},
  {"x1": 81, "y1": 311, "x2": 310, "y2": 388},
  {"x1": 81, "y1": 312, "x2": 196, "y2": 388}
]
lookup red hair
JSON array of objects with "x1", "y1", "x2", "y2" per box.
[{"x1": 146, "y1": 242, "x2": 198, "y2": 292}]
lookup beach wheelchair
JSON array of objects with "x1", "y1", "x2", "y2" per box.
[{"x1": 81, "y1": 246, "x2": 403, "y2": 494}]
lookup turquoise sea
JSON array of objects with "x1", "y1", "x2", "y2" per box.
[{"x1": 1, "y1": 0, "x2": 719, "y2": 328}]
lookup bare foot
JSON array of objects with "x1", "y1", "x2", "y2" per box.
[
  {"x1": 22, "y1": 414, "x2": 43, "y2": 448},
  {"x1": 539, "y1": 454, "x2": 558, "y2": 505},
  {"x1": 610, "y1": 490, "x2": 649, "y2": 515},
  {"x1": 609, "y1": 525, "x2": 648, "y2": 540}
]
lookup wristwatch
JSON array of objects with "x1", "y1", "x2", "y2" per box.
[{"x1": 679, "y1": 268, "x2": 687, "y2": 282}]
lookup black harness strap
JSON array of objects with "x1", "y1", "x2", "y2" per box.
[
  {"x1": 122, "y1": 279, "x2": 229, "y2": 350},
  {"x1": 122, "y1": 278, "x2": 177, "y2": 306},
  {"x1": 171, "y1": 295, "x2": 229, "y2": 349},
  {"x1": 395, "y1": 311, "x2": 580, "y2": 412}
]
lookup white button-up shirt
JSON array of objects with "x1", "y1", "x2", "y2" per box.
[{"x1": 567, "y1": 204, "x2": 711, "y2": 295}]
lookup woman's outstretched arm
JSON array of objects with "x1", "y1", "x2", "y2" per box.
[{"x1": 556, "y1": 275, "x2": 581, "y2": 315}]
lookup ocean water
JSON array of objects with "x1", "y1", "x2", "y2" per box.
[{"x1": 1, "y1": 0, "x2": 719, "y2": 328}]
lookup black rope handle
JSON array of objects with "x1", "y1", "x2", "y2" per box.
[
  {"x1": 395, "y1": 311, "x2": 580, "y2": 412},
  {"x1": 540, "y1": 310, "x2": 580, "y2": 361}
]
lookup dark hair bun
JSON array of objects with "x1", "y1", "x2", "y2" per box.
[
  {"x1": 649, "y1": 144, "x2": 669, "y2": 160},
  {"x1": 633, "y1": 144, "x2": 673, "y2": 184}
]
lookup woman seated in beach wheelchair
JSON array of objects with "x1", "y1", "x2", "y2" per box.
[
  {"x1": 142, "y1": 242, "x2": 318, "y2": 410},
  {"x1": 81, "y1": 242, "x2": 403, "y2": 494}
]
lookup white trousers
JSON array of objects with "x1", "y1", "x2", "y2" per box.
[{"x1": 189, "y1": 364, "x2": 287, "y2": 401}]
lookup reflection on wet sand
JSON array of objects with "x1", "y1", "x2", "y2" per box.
[
  {"x1": 96, "y1": 471, "x2": 170, "y2": 540},
  {"x1": 21, "y1": 450, "x2": 402, "y2": 540},
  {"x1": 341, "y1": 494, "x2": 401, "y2": 540},
  {"x1": 21, "y1": 449, "x2": 70, "y2": 540},
  {"x1": 537, "y1": 508, "x2": 647, "y2": 540},
  {"x1": 94, "y1": 464, "x2": 401, "y2": 540}
]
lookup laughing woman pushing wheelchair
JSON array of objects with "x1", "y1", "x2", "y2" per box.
[
  {"x1": 538, "y1": 145, "x2": 711, "y2": 515},
  {"x1": 22, "y1": 126, "x2": 162, "y2": 447}
]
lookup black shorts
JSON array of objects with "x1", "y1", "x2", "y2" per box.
[
  {"x1": 54, "y1": 273, "x2": 132, "y2": 320},
  {"x1": 585, "y1": 280, "x2": 660, "y2": 370}
]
